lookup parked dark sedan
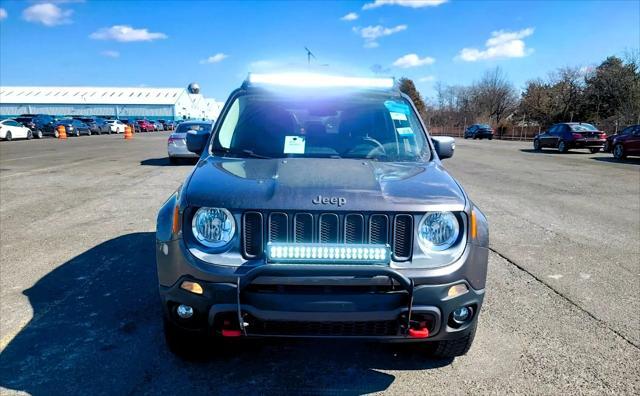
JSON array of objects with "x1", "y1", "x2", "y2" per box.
[
  {"x1": 464, "y1": 124, "x2": 494, "y2": 140},
  {"x1": 533, "y1": 122, "x2": 607, "y2": 153},
  {"x1": 74, "y1": 117, "x2": 111, "y2": 135},
  {"x1": 15, "y1": 114, "x2": 57, "y2": 139},
  {"x1": 54, "y1": 118, "x2": 92, "y2": 136},
  {"x1": 607, "y1": 125, "x2": 640, "y2": 159},
  {"x1": 603, "y1": 125, "x2": 639, "y2": 153}
]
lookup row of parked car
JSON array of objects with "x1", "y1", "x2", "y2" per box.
[
  {"x1": 0, "y1": 113, "x2": 178, "y2": 141},
  {"x1": 533, "y1": 122, "x2": 640, "y2": 159},
  {"x1": 463, "y1": 122, "x2": 639, "y2": 160}
]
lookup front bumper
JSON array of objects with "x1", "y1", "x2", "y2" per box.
[{"x1": 157, "y1": 239, "x2": 487, "y2": 341}]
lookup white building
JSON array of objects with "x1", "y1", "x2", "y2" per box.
[{"x1": 0, "y1": 84, "x2": 223, "y2": 121}]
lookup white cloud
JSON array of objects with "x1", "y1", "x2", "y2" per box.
[
  {"x1": 22, "y1": 3, "x2": 73, "y2": 26},
  {"x1": 90, "y1": 25, "x2": 167, "y2": 42},
  {"x1": 0, "y1": 8, "x2": 8, "y2": 21},
  {"x1": 392, "y1": 53, "x2": 435, "y2": 68},
  {"x1": 458, "y1": 27, "x2": 534, "y2": 61},
  {"x1": 100, "y1": 50, "x2": 120, "y2": 58},
  {"x1": 353, "y1": 24, "x2": 407, "y2": 48},
  {"x1": 418, "y1": 75, "x2": 436, "y2": 82},
  {"x1": 363, "y1": 0, "x2": 447, "y2": 10},
  {"x1": 341, "y1": 12, "x2": 358, "y2": 21},
  {"x1": 200, "y1": 53, "x2": 228, "y2": 64}
]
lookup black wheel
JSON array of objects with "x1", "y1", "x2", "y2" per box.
[
  {"x1": 5, "y1": 132, "x2": 12, "y2": 141},
  {"x1": 464, "y1": 135, "x2": 468, "y2": 139},
  {"x1": 27, "y1": 130, "x2": 33, "y2": 140},
  {"x1": 557, "y1": 140, "x2": 568, "y2": 153},
  {"x1": 589, "y1": 148, "x2": 600, "y2": 154},
  {"x1": 533, "y1": 139, "x2": 542, "y2": 151},
  {"x1": 488, "y1": 136, "x2": 493, "y2": 140},
  {"x1": 163, "y1": 317, "x2": 208, "y2": 358},
  {"x1": 54, "y1": 130, "x2": 59, "y2": 138},
  {"x1": 36, "y1": 130, "x2": 43, "y2": 139},
  {"x1": 87, "y1": 130, "x2": 92, "y2": 136},
  {"x1": 430, "y1": 323, "x2": 477, "y2": 359},
  {"x1": 613, "y1": 143, "x2": 626, "y2": 160}
]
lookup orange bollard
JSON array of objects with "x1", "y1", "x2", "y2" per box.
[
  {"x1": 124, "y1": 125, "x2": 133, "y2": 140},
  {"x1": 57, "y1": 125, "x2": 67, "y2": 140}
]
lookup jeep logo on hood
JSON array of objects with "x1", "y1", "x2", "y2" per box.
[{"x1": 312, "y1": 195, "x2": 346, "y2": 207}]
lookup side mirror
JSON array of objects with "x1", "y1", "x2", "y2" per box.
[
  {"x1": 186, "y1": 130, "x2": 211, "y2": 155},
  {"x1": 432, "y1": 136, "x2": 455, "y2": 159}
]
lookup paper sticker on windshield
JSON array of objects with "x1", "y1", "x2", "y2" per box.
[
  {"x1": 390, "y1": 112, "x2": 407, "y2": 121},
  {"x1": 396, "y1": 127, "x2": 414, "y2": 136},
  {"x1": 284, "y1": 136, "x2": 306, "y2": 154}
]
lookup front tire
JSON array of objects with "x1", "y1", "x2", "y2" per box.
[
  {"x1": 558, "y1": 140, "x2": 568, "y2": 153},
  {"x1": 533, "y1": 139, "x2": 542, "y2": 151},
  {"x1": 5, "y1": 132, "x2": 12, "y2": 141},
  {"x1": 430, "y1": 323, "x2": 477, "y2": 359},
  {"x1": 27, "y1": 130, "x2": 33, "y2": 140},
  {"x1": 613, "y1": 143, "x2": 626, "y2": 160},
  {"x1": 36, "y1": 130, "x2": 43, "y2": 139}
]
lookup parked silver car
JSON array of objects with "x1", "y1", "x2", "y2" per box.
[{"x1": 167, "y1": 120, "x2": 213, "y2": 164}]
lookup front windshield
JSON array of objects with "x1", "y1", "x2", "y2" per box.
[{"x1": 211, "y1": 93, "x2": 431, "y2": 161}]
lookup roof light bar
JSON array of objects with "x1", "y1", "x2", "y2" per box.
[
  {"x1": 267, "y1": 243, "x2": 390, "y2": 264},
  {"x1": 248, "y1": 73, "x2": 394, "y2": 89}
]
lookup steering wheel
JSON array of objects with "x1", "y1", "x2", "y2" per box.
[{"x1": 360, "y1": 136, "x2": 386, "y2": 157}]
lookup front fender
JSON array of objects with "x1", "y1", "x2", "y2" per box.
[{"x1": 156, "y1": 192, "x2": 179, "y2": 243}]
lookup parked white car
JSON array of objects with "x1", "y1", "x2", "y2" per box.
[
  {"x1": 106, "y1": 120, "x2": 126, "y2": 133},
  {"x1": 0, "y1": 119, "x2": 33, "y2": 141}
]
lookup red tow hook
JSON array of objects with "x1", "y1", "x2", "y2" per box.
[
  {"x1": 408, "y1": 327, "x2": 429, "y2": 338},
  {"x1": 407, "y1": 320, "x2": 430, "y2": 338},
  {"x1": 221, "y1": 329, "x2": 242, "y2": 337},
  {"x1": 221, "y1": 319, "x2": 242, "y2": 337}
]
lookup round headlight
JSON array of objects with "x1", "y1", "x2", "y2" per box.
[
  {"x1": 191, "y1": 207, "x2": 235, "y2": 248},
  {"x1": 417, "y1": 212, "x2": 460, "y2": 251}
]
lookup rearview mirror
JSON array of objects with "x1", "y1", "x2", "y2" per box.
[
  {"x1": 186, "y1": 130, "x2": 211, "y2": 155},
  {"x1": 432, "y1": 136, "x2": 455, "y2": 159}
]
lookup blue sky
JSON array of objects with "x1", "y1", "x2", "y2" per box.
[{"x1": 0, "y1": 0, "x2": 638, "y2": 101}]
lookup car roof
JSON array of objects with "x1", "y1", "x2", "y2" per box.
[{"x1": 179, "y1": 120, "x2": 213, "y2": 125}]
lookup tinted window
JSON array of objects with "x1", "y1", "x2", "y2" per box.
[
  {"x1": 569, "y1": 123, "x2": 597, "y2": 132},
  {"x1": 15, "y1": 117, "x2": 32, "y2": 123},
  {"x1": 176, "y1": 123, "x2": 212, "y2": 133},
  {"x1": 211, "y1": 93, "x2": 430, "y2": 161}
]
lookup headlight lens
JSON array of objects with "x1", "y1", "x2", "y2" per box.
[
  {"x1": 191, "y1": 207, "x2": 235, "y2": 248},
  {"x1": 417, "y1": 212, "x2": 460, "y2": 251}
]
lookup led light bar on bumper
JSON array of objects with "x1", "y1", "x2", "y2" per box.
[
  {"x1": 267, "y1": 243, "x2": 390, "y2": 264},
  {"x1": 248, "y1": 73, "x2": 395, "y2": 89}
]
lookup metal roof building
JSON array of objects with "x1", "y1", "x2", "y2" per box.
[{"x1": 0, "y1": 84, "x2": 223, "y2": 121}]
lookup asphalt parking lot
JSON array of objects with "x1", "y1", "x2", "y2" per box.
[{"x1": 0, "y1": 133, "x2": 638, "y2": 395}]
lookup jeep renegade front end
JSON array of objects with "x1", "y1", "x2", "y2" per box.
[{"x1": 156, "y1": 73, "x2": 489, "y2": 358}]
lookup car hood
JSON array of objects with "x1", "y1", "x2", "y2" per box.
[{"x1": 185, "y1": 157, "x2": 466, "y2": 212}]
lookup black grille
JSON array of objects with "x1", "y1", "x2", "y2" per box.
[
  {"x1": 247, "y1": 318, "x2": 399, "y2": 337},
  {"x1": 393, "y1": 215, "x2": 413, "y2": 261},
  {"x1": 242, "y1": 212, "x2": 263, "y2": 259},
  {"x1": 344, "y1": 214, "x2": 364, "y2": 244},
  {"x1": 369, "y1": 214, "x2": 389, "y2": 245},
  {"x1": 268, "y1": 213, "x2": 288, "y2": 242},
  {"x1": 243, "y1": 211, "x2": 414, "y2": 261},
  {"x1": 319, "y1": 213, "x2": 339, "y2": 243},
  {"x1": 294, "y1": 213, "x2": 314, "y2": 243}
]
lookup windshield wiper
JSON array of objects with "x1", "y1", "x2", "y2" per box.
[{"x1": 211, "y1": 147, "x2": 273, "y2": 159}]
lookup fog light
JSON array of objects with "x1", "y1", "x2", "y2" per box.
[
  {"x1": 176, "y1": 304, "x2": 194, "y2": 319},
  {"x1": 452, "y1": 306, "x2": 471, "y2": 324},
  {"x1": 180, "y1": 280, "x2": 203, "y2": 295}
]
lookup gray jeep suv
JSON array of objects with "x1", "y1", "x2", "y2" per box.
[{"x1": 156, "y1": 74, "x2": 489, "y2": 359}]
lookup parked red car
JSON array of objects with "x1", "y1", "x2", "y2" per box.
[
  {"x1": 533, "y1": 122, "x2": 607, "y2": 153},
  {"x1": 136, "y1": 119, "x2": 155, "y2": 132},
  {"x1": 607, "y1": 125, "x2": 640, "y2": 159}
]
